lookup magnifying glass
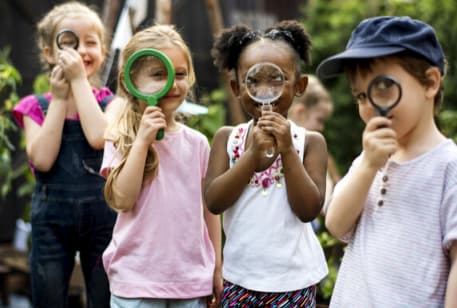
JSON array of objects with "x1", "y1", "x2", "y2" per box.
[
  {"x1": 123, "y1": 48, "x2": 176, "y2": 140},
  {"x1": 367, "y1": 75, "x2": 402, "y2": 117},
  {"x1": 245, "y1": 62, "x2": 285, "y2": 158},
  {"x1": 56, "y1": 29, "x2": 79, "y2": 50}
]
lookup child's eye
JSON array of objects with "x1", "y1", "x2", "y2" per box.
[
  {"x1": 147, "y1": 70, "x2": 166, "y2": 80},
  {"x1": 175, "y1": 72, "x2": 188, "y2": 79},
  {"x1": 355, "y1": 93, "x2": 367, "y2": 105}
]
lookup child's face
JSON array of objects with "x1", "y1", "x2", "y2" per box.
[
  {"x1": 350, "y1": 58, "x2": 434, "y2": 140},
  {"x1": 304, "y1": 102, "x2": 333, "y2": 132},
  {"x1": 233, "y1": 40, "x2": 306, "y2": 119},
  {"x1": 132, "y1": 47, "x2": 190, "y2": 115},
  {"x1": 48, "y1": 16, "x2": 105, "y2": 79}
]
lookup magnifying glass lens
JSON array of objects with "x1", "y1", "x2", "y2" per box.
[
  {"x1": 130, "y1": 55, "x2": 169, "y2": 95},
  {"x1": 56, "y1": 30, "x2": 79, "y2": 50},
  {"x1": 245, "y1": 63, "x2": 285, "y2": 103},
  {"x1": 245, "y1": 62, "x2": 285, "y2": 158},
  {"x1": 368, "y1": 77, "x2": 401, "y2": 109}
]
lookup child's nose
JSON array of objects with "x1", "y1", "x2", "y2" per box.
[{"x1": 77, "y1": 43, "x2": 87, "y2": 54}]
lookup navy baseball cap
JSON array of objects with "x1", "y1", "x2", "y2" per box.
[{"x1": 316, "y1": 16, "x2": 445, "y2": 79}]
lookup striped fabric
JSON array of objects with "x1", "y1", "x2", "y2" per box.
[
  {"x1": 222, "y1": 280, "x2": 316, "y2": 307},
  {"x1": 328, "y1": 140, "x2": 457, "y2": 307}
]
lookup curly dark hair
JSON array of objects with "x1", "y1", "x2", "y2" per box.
[{"x1": 211, "y1": 20, "x2": 312, "y2": 73}]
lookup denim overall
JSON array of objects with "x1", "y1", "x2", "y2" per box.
[{"x1": 30, "y1": 95, "x2": 116, "y2": 308}]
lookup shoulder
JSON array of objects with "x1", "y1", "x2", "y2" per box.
[
  {"x1": 213, "y1": 125, "x2": 236, "y2": 145},
  {"x1": 305, "y1": 130, "x2": 327, "y2": 151},
  {"x1": 178, "y1": 124, "x2": 211, "y2": 149},
  {"x1": 13, "y1": 93, "x2": 50, "y2": 128}
]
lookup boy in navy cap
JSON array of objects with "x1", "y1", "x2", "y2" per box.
[{"x1": 317, "y1": 16, "x2": 457, "y2": 307}]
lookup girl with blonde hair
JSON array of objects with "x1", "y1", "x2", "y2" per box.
[{"x1": 101, "y1": 24, "x2": 222, "y2": 308}]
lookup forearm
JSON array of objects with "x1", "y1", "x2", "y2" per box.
[
  {"x1": 110, "y1": 140, "x2": 148, "y2": 211},
  {"x1": 282, "y1": 147, "x2": 322, "y2": 222},
  {"x1": 204, "y1": 206, "x2": 222, "y2": 271},
  {"x1": 325, "y1": 159, "x2": 377, "y2": 239},
  {"x1": 26, "y1": 102, "x2": 66, "y2": 171},
  {"x1": 71, "y1": 78, "x2": 107, "y2": 149},
  {"x1": 445, "y1": 242, "x2": 457, "y2": 307},
  {"x1": 205, "y1": 150, "x2": 257, "y2": 214}
]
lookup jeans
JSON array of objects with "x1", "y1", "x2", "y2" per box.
[{"x1": 30, "y1": 117, "x2": 116, "y2": 308}]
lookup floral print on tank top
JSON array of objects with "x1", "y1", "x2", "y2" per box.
[{"x1": 230, "y1": 123, "x2": 300, "y2": 195}]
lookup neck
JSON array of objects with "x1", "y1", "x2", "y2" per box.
[{"x1": 393, "y1": 119, "x2": 445, "y2": 162}]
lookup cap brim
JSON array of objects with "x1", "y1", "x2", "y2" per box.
[{"x1": 316, "y1": 46, "x2": 405, "y2": 79}]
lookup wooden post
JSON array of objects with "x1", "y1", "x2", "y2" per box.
[
  {"x1": 155, "y1": 0, "x2": 172, "y2": 24},
  {"x1": 205, "y1": 0, "x2": 246, "y2": 125}
]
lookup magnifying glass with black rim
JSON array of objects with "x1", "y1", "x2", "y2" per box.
[
  {"x1": 56, "y1": 29, "x2": 79, "y2": 50},
  {"x1": 123, "y1": 48, "x2": 176, "y2": 140},
  {"x1": 367, "y1": 75, "x2": 402, "y2": 117}
]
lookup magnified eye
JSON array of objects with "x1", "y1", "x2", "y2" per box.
[
  {"x1": 149, "y1": 70, "x2": 166, "y2": 79},
  {"x1": 245, "y1": 76, "x2": 258, "y2": 86}
]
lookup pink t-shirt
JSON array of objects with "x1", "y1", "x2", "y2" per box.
[
  {"x1": 101, "y1": 123, "x2": 215, "y2": 299},
  {"x1": 12, "y1": 87, "x2": 113, "y2": 128}
]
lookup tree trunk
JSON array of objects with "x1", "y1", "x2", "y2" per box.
[
  {"x1": 101, "y1": 0, "x2": 124, "y2": 47},
  {"x1": 155, "y1": 0, "x2": 172, "y2": 24},
  {"x1": 205, "y1": 0, "x2": 246, "y2": 125}
]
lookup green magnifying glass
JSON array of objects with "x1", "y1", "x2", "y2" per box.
[{"x1": 123, "y1": 48, "x2": 175, "y2": 140}]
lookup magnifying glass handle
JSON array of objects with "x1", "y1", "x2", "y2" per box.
[{"x1": 156, "y1": 128, "x2": 164, "y2": 140}]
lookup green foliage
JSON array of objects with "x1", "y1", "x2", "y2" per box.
[
  {"x1": 183, "y1": 89, "x2": 226, "y2": 143},
  {"x1": 33, "y1": 72, "x2": 51, "y2": 95},
  {"x1": 0, "y1": 47, "x2": 23, "y2": 198}
]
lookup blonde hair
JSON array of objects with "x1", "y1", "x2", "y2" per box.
[
  {"x1": 104, "y1": 24, "x2": 195, "y2": 208},
  {"x1": 36, "y1": 1, "x2": 107, "y2": 71},
  {"x1": 298, "y1": 75, "x2": 332, "y2": 110}
]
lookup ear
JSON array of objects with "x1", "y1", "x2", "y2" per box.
[
  {"x1": 295, "y1": 74, "x2": 308, "y2": 96},
  {"x1": 230, "y1": 79, "x2": 241, "y2": 97},
  {"x1": 43, "y1": 46, "x2": 56, "y2": 65},
  {"x1": 424, "y1": 67, "x2": 441, "y2": 99}
]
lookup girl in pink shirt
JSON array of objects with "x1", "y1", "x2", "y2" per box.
[{"x1": 101, "y1": 25, "x2": 222, "y2": 308}]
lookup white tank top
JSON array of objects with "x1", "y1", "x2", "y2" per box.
[{"x1": 223, "y1": 120, "x2": 328, "y2": 292}]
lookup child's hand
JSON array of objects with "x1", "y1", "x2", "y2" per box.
[
  {"x1": 207, "y1": 270, "x2": 223, "y2": 308},
  {"x1": 57, "y1": 48, "x2": 86, "y2": 82},
  {"x1": 362, "y1": 116, "x2": 397, "y2": 170},
  {"x1": 136, "y1": 106, "x2": 166, "y2": 146},
  {"x1": 251, "y1": 124, "x2": 276, "y2": 159},
  {"x1": 49, "y1": 65, "x2": 70, "y2": 101},
  {"x1": 258, "y1": 110, "x2": 293, "y2": 154}
]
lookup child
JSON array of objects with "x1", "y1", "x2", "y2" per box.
[
  {"x1": 206, "y1": 20, "x2": 328, "y2": 307},
  {"x1": 12, "y1": 2, "x2": 116, "y2": 307},
  {"x1": 289, "y1": 75, "x2": 334, "y2": 133},
  {"x1": 316, "y1": 16, "x2": 457, "y2": 307},
  {"x1": 289, "y1": 75, "x2": 340, "y2": 207},
  {"x1": 101, "y1": 24, "x2": 222, "y2": 307}
]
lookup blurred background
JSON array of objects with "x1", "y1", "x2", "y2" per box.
[{"x1": 1, "y1": 0, "x2": 457, "y2": 306}]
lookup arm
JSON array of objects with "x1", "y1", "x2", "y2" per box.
[
  {"x1": 261, "y1": 110, "x2": 327, "y2": 222},
  {"x1": 59, "y1": 48, "x2": 108, "y2": 149},
  {"x1": 204, "y1": 127, "x2": 259, "y2": 214},
  {"x1": 203, "y1": 179, "x2": 223, "y2": 307},
  {"x1": 325, "y1": 116, "x2": 397, "y2": 239},
  {"x1": 445, "y1": 241, "x2": 457, "y2": 307},
  {"x1": 108, "y1": 140, "x2": 149, "y2": 211},
  {"x1": 24, "y1": 66, "x2": 68, "y2": 171},
  {"x1": 108, "y1": 106, "x2": 166, "y2": 211},
  {"x1": 283, "y1": 131, "x2": 327, "y2": 222}
]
